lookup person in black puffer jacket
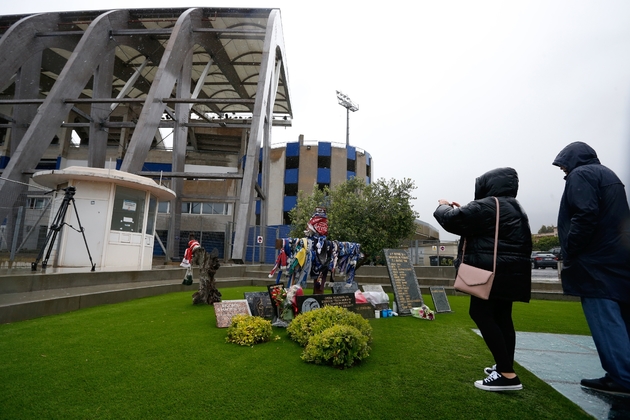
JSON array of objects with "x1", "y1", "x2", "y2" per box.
[
  {"x1": 553, "y1": 142, "x2": 630, "y2": 396},
  {"x1": 433, "y1": 167, "x2": 532, "y2": 392}
]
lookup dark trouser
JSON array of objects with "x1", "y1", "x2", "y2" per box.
[
  {"x1": 581, "y1": 297, "x2": 630, "y2": 390},
  {"x1": 469, "y1": 296, "x2": 515, "y2": 374}
]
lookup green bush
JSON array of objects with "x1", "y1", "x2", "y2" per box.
[
  {"x1": 226, "y1": 315, "x2": 274, "y2": 346},
  {"x1": 301, "y1": 324, "x2": 371, "y2": 368},
  {"x1": 286, "y1": 306, "x2": 373, "y2": 347}
]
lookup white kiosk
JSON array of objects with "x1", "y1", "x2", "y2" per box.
[{"x1": 32, "y1": 166, "x2": 176, "y2": 271}]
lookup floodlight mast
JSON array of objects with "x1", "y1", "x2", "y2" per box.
[{"x1": 336, "y1": 90, "x2": 359, "y2": 146}]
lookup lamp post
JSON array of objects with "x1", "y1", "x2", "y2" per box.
[{"x1": 336, "y1": 90, "x2": 359, "y2": 146}]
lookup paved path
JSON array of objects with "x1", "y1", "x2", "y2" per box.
[{"x1": 475, "y1": 330, "x2": 630, "y2": 419}]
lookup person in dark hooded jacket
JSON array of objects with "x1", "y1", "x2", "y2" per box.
[
  {"x1": 553, "y1": 141, "x2": 630, "y2": 396},
  {"x1": 434, "y1": 167, "x2": 532, "y2": 392}
]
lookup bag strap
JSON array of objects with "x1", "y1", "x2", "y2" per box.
[{"x1": 461, "y1": 196, "x2": 500, "y2": 273}]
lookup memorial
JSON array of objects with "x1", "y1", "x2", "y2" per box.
[
  {"x1": 214, "y1": 300, "x2": 252, "y2": 328},
  {"x1": 384, "y1": 249, "x2": 424, "y2": 316},
  {"x1": 244, "y1": 292, "x2": 275, "y2": 319},
  {"x1": 430, "y1": 287, "x2": 453, "y2": 313}
]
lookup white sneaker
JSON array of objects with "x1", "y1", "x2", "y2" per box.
[{"x1": 475, "y1": 371, "x2": 523, "y2": 391}]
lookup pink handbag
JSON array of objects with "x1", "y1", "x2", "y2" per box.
[{"x1": 454, "y1": 197, "x2": 499, "y2": 300}]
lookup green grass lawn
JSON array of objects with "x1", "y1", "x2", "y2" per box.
[{"x1": 0, "y1": 288, "x2": 592, "y2": 419}]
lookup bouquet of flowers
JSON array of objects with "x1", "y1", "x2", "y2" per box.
[
  {"x1": 411, "y1": 304, "x2": 435, "y2": 321},
  {"x1": 270, "y1": 286, "x2": 287, "y2": 308}
]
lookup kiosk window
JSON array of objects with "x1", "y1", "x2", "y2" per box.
[{"x1": 111, "y1": 186, "x2": 146, "y2": 233}]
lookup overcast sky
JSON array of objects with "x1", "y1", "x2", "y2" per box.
[{"x1": 5, "y1": 0, "x2": 630, "y2": 241}]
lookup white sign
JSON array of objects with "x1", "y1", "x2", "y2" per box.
[{"x1": 256, "y1": 235, "x2": 263, "y2": 244}]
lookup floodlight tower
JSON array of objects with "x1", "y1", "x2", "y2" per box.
[{"x1": 336, "y1": 90, "x2": 359, "y2": 146}]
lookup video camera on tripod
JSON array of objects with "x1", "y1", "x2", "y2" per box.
[{"x1": 31, "y1": 186, "x2": 96, "y2": 271}]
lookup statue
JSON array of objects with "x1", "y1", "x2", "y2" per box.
[{"x1": 191, "y1": 246, "x2": 222, "y2": 305}]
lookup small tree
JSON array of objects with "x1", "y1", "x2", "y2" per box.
[
  {"x1": 538, "y1": 225, "x2": 556, "y2": 234},
  {"x1": 289, "y1": 177, "x2": 418, "y2": 266},
  {"x1": 532, "y1": 236, "x2": 560, "y2": 251}
]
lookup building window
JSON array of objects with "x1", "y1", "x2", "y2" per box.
[
  {"x1": 347, "y1": 158, "x2": 356, "y2": 172},
  {"x1": 283, "y1": 211, "x2": 291, "y2": 225},
  {"x1": 284, "y1": 183, "x2": 298, "y2": 196},
  {"x1": 27, "y1": 197, "x2": 49, "y2": 210},
  {"x1": 110, "y1": 186, "x2": 146, "y2": 233},
  {"x1": 181, "y1": 202, "x2": 231, "y2": 215},
  {"x1": 318, "y1": 155, "x2": 331, "y2": 169},
  {"x1": 157, "y1": 201, "x2": 169, "y2": 213},
  {"x1": 286, "y1": 155, "x2": 299, "y2": 170},
  {"x1": 317, "y1": 183, "x2": 329, "y2": 190},
  {"x1": 202, "y1": 202, "x2": 230, "y2": 215}
]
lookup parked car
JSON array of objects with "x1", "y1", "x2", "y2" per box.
[
  {"x1": 531, "y1": 252, "x2": 558, "y2": 269},
  {"x1": 548, "y1": 247, "x2": 562, "y2": 259}
]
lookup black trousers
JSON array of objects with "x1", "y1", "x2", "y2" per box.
[{"x1": 469, "y1": 296, "x2": 516, "y2": 374}]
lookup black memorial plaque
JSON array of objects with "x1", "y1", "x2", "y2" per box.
[
  {"x1": 430, "y1": 287, "x2": 452, "y2": 313},
  {"x1": 384, "y1": 249, "x2": 424, "y2": 316},
  {"x1": 244, "y1": 292, "x2": 274, "y2": 319},
  {"x1": 353, "y1": 303, "x2": 376, "y2": 319},
  {"x1": 296, "y1": 293, "x2": 355, "y2": 314},
  {"x1": 331, "y1": 281, "x2": 359, "y2": 294}
]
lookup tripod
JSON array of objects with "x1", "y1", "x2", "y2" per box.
[{"x1": 31, "y1": 186, "x2": 96, "y2": 271}]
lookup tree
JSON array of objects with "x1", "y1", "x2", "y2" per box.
[
  {"x1": 289, "y1": 177, "x2": 419, "y2": 267},
  {"x1": 538, "y1": 225, "x2": 556, "y2": 234},
  {"x1": 532, "y1": 236, "x2": 560, "y2": 251}
]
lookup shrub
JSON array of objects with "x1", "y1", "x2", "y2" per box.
[
  {"x1": 226, "y1": 315, "x2": 274, "y2": 347},
  {"x1": 287, "y1": 306, "x2": 373, "y2": 347},
  {"x1": 301, "y1": 324, "x2": 371, "y2": 368}
]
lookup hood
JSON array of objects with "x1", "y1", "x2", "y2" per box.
[
  {"x1": 474, "y1": 167, "x2": 519, "y2": 200},
  {"x1": 552, "y1": 141, "x2": 600, "y2": 173}
]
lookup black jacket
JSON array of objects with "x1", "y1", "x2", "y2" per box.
[
  {"x1": 552, "y1": 142, "x2": 630, "y2": 303},
  {"x1": 433, "y1": 167, "x2": 532, "y2": 302}
]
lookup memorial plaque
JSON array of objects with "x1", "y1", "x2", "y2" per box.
[
  {"x1": 430, "y1": 287, "x2": 452, "y2": 313},
  {"x1": 296, "y1": 293, "x2": 355, "y2": 314},
  {"x1": 331, "y1": 281, "x2": 358, "y2": 294},
  {"x1": 384, "y1": 249, "x2": 424, "y2": 316},
  {"x1": 244, "y1": 292, "x2": 274, "y2": 319},
  {"x1": 352, "y1": 302, "x2": 376, "y2": 319},
  {"x1": 214, "y1": 300, "x2": 252, "y2": 328}
]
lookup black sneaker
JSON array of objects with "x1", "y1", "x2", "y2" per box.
[
  {"x1": 581, "y1": 376, "x2": 630, "y2": 396},
  {"x1": 484, "y1": 364, "x2": 497, "y2": 375},
  {"x1": 475, "y1": 371, "x2": 523, "y2": 391}
]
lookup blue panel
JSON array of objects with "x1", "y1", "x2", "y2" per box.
[
  {"x1": 286, "y1": 142, "x2": 300, "y2": 157},
  {"x1": 285, "y1": 168, "x2": 299, "y2": 184},
  {"x1": 257, "y1": 173, "x2": 262, "y2": 185},
  {"x1": 141, "y1": 162, "x2": 172, "y2": 172},
  {"x1": 259, "y1": 148, "x2": 263, "y2": 161},
  {"x1": 366, "y1": 152, "x2": 371, "y2": 165},
  {"x1": 116, "y1": 158, "x2": 122, "y2": 170},
  {"x1": 56, "y1": 156, "x2": 62, "y2": 169},
  {"x1": 367, "y1": 176, "x2": 371, "y2": 184},
  {"x1": 256, "y1": 200, "x2": 261, "y2": 215},
  {"x1": 0, "y1": 156, "x2": 9, "y2": 169},
  {"x1": 317, "y1": 168, "x2": 331, "y2": 183},
  {"x1": 347, "y1": 146, "x2": 356, "y2": 160},
  {"x1": 283, "y1": 196, "x2": 297, "y2": 212},
  {"x1": 318, "y1": 142, "x2": 331, "y2": 156},
  {"x1": 347, "y1": 171, "x2": 356, "y2": 180}
]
